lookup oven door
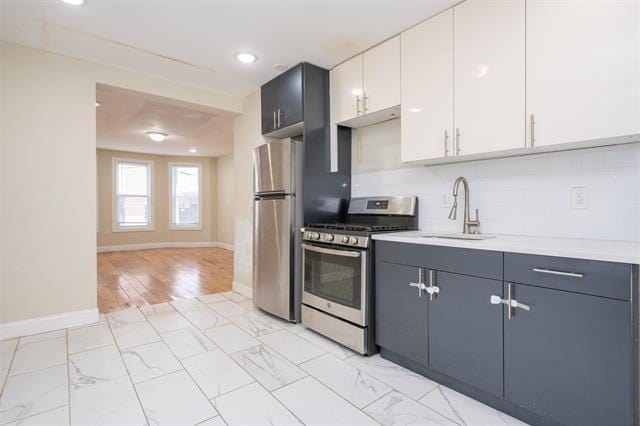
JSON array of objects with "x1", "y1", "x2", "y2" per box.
[{"x1": 302, "y1": 243, "x2": 367, "y2": 326}]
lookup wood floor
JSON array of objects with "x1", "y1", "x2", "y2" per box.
[{"x1": 97, "y1": 247, "x2": 234, "y2": 314}]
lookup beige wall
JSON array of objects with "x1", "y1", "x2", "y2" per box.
[
  {"x1": 1, "y1": 43, "x2": 97, "y2": 323},
  {"x1": 216, "y1": 154, "x2": 235, "y2": 247},
  {"x1": 96, "y1": 149, "x2": 218, "y2": 247},
  {"x1": 232, "y1": 91, "x2": 267, "y2": 288},
  {"x1": 0, "y1": 42, "x2": 241, "y2": 325}
]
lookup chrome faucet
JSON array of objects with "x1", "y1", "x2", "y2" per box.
[{"x1": 448, "y1": 176, "x2": 480, "y2": 234}]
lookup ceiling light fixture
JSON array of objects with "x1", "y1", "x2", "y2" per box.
[
  {"x1": 95, "y1": 101, "x2": 100, "y2": 107},
  {"x1": 146, "y1": 131, "x2": 168, "y2": 142},
  {"x1": 189, "y1": 148, "x2": 197, "y2": 153},
  {"x1": 236, "y1": 52, "x2": 257, "y2": 64},
  {"x1": 62, "y1": 0, "x2": 85, "y2": 5}
]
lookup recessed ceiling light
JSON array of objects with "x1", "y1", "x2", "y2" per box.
[
  {"x1": 95, "y1": 101, "x2": 100, "y2": 107},
  {"x1": 146, "y1": 131, "x2": 168, "y2": 142},
  {"x1": 274, "y1": 64, "x2": 288, "y2": 71},
  {"x1": 236, "y1": 52, "x2": 257, "y2": 64},
  {"x1": 62, "y1": 0, "x2": 85, "y2": 5},
  {"x1": 189, "y1": 148, "x2": 197, "y2": 153}
]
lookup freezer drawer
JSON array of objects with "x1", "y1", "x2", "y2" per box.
[{"x1": 253, "y1": 195, "x2": 295, "y2": 320}]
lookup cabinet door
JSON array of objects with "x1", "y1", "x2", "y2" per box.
[
  {"x1": 331, "y1": 55, "x2": 363, "y2": 124},
  {"x1": 375, "y1": 261, "x2": 428, "y2": 365},
  {"x1": 363, "y1": 36, "x2": 400, "y2": 115},
  {"x1": 504, "y1": 283, "x2": 632, "y2": 426},
  {"x1": 527, "y1": 1, "x2": 640, "y2": 147},
  {"x1": 453, "y1": 0, "x2": 525, "y2": 155},
  {"x1": 276, "y1": 64, "x2": 303, "y2": 129},
  {"x1": 401, "y1": 9, "x2": 453, "y2": 162},
  {"x1": 261, "y1": 77, "x2": 280, "y2": 134},
  {"x1": 428, "y1": 271, "x2": 503, "y2": 396}
]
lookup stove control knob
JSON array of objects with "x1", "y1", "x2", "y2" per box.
[
  {"x1": 341, "y1": 236, "x2": 350, "y2": 244},
  {"x1": 312, "y1": 233, "x2": 321, "y2": 240},
  {"x1": 349, "y1": 237, "x2": 359, "y2": 245},
  {"x1": 325, "y1": 234, "x2": 334, "y2": 242}
]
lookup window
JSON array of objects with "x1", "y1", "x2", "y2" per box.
[
  {"x1": 170, "y1": 163, "x2": 202, "y2": 229},
  {"x1": 113, "y1": 158, "x2": 153, "y2": 231}
]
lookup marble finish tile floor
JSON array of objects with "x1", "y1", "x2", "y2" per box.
[{"x1": 0, "y1": 290, "x2": 528, "y2": 425}]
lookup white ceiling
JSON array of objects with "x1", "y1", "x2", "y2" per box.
[
  {"x1": 1, "y1": 0, "x2": 458, "y2": 98},
  {"x1": 96, "y1": 84, "x2": 237, "y2": 157}
]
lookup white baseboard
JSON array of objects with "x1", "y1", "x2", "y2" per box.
[
  {"x1": 97, "y1": 241, "x2": 233, "y2": 253},
  {"x1": 232, "y1": 281, "x2": 252, "y2": 299},
  {"x1": 216, "y1": 242, "x2": 235, "y2": 251},
  {"x1": 0, "y1": 308, "x2": 99, "y2": 340}
]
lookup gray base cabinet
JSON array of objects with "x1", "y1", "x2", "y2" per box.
[
  {"x1": 375, "y1": 261, "x2": 428, "y2": 365},
  {"x1": 504, "y1": 283, "x2": 632, "y2": 426},
  {"x1": 429, "y1": 272, "x2": 503, "y2": 397},
  {"x1": 374, "y1": 241, "x2": 637, "y2": 426}
]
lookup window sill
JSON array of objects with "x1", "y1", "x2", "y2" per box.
[
  {"x1": 169, "y1": 225, "x2": 203, "y2": 231},
  {"x1": 113, "y1": 226, "x2": 155, "y2": 233}
]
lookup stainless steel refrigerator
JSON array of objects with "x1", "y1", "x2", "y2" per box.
[{"x1": 252, "y1": 139, "x2": 303, "y2": 322}]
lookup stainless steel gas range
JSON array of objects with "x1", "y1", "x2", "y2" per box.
[{"x1": 301, "y1": 196, "x2": 418, "y2": 355}]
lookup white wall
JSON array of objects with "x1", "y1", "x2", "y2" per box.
[
  {"x1": 232, "y1": 90, "x2": 267, "y2": 290},
  {"x1": 216, "y1": 154, "x2": 235, "y2": 247},
  {"x1": 352, "y1": 122, "x2": 640, "y2": 242},
  {"x1": 0, "y1": 42, "x2": 241, "y2": 326}
]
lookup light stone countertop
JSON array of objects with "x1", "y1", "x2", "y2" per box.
[{"x1": 372, "y1": 231, "x2": 640, "y2": 265}]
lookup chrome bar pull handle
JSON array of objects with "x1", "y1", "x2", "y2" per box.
[
  {"x1": 530, "y1": 114, "x2": 535, "y2": 147},
  {"x1": 409, "y1": 269, "x2": 424, "y2": 298},
  {"x1": 444, "y1": 130, "x2": 449, "y2": 157},
  {"x1": 428, "y1": 270, "x2": 439, "y2": 300},
  {"x1": 273, "y1": 110, "x2": 277, "y2": 130},
  {"x1": 363, "y1": 92, "x2": 369, "y2": 113},
  {"x1": 277, "y1": 108, "x2": 281, "y2": 128},
  {"x1": 356, "y1": 95, "x2": 362, "y2": 116},
  {"x1": 455, "y1": 128, "x2": 461, "y2": 155},
  {"x1": 533, "y1": 268, "x2": 584, "y2": 278},
  {"x1": 507, "y1": 282, "x2": 513, "y2": 320},
  {"x1": 409, "y1": 281, "x2": 422, "y2": 298}
]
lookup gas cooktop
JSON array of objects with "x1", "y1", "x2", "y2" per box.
[{"x1": 306, "y1": 223, "x2": 413, "y2": 233}]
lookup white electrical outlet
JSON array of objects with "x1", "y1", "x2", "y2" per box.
[
  {"x1": 570, "y1": 187, "x2": 589, "y2": 209},
  {"x1": 440, "y1": 194, "x2": 452, "y2": 208}
]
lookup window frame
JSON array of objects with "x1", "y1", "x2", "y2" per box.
[
  {"x1": 112, "y1": 157, "x2": 154, "y2": 232},
  {"x1": 168, "y1": 162, "x2": 203, "y2": 231}
]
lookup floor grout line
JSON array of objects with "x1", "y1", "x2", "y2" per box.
[
  {"x1": 148, "y1": 306, "x2": 223, "y2": 421},
  {"x1": 65, "y1": 328, "x2": 71, "y2": 425},
  {"x1": 103, "y1": 309, "x2": 152, "y2": 426}
]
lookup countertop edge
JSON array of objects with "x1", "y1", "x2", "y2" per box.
[{"x1": 372, "y1": 233, "x2": 640, "y2": 265}]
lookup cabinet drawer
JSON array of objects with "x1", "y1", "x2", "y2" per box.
[
  {"x1": 504, "y1": 253, "x2": 632, "y2": 301},
  {"x1": 375, "y1": 241, "x2": 502, "y2": 281}
]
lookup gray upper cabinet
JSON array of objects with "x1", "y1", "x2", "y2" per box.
[
  {"x1": 503, "y1": 282, "x2": 632, "y2": 426},
  {"x1": 428, "y1": 271, "x2": 503, "y2": 397},
  {"x1": 375, "y1": 261, "x2": 428, "y2": 365},
  {"x1": 261, "y1": 64, "x2": 303, "y2": 136}
]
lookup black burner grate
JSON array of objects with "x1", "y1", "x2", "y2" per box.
[{"x1": 307, "y1": 223, "x2": 412, "y2": 232}]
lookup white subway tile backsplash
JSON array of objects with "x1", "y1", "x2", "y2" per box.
[{"x1": 351, "y1": 144, "x2": 640, "y2": 242}]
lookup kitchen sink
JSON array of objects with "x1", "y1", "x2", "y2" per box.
[{"x1": 420, "y1": 232, "x2": 496, "y2": 241}]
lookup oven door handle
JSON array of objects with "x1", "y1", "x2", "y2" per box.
[{"x1": 302, "y1": 244, "x2": 361, "y2": 258}]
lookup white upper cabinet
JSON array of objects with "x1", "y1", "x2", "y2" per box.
[
  {"x1": 526, "y1": 0, "x2": 640, "y2": 147},
  {"x1": 363, "y1": 36, "x2": 401, "y2": 115},
  {"x1": 330, "y1": 54, "x2": 363, "y2": 124},
  {"x1": 401, "y1": 9, "x2": 454, "y2": 162},
  {"x1": 453, "y1": 0, "x2": 525, "y2": 156},
  {"x1": 331, "y1": 36, "x2": 400, "y2": 127}
]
